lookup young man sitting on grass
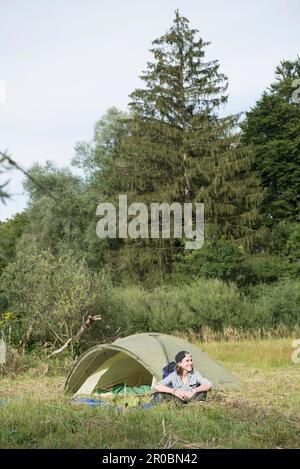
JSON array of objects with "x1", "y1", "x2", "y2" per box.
[{"x1": 154, "y1": 351, "x2": 212, "y2": 402}]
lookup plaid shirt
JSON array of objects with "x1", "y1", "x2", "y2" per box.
[{"x1": 158, "y1": 370, "x2": 212, "y2": 392}]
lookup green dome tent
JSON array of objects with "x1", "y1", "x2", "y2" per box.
[{"x1": 65, "y1": 333, "x2": 240, "y2": 395}]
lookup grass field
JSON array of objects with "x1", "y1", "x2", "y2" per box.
[{"x1": 0, "y1": 338, "x2": 299, "y2": 448}]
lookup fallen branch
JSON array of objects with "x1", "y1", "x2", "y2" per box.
[{"x1": 47, "y1": 315, "x2": 102, "y2": 359}]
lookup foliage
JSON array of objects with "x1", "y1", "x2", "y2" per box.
[
  {"x1": 248, "y1": 279, "x2": 300, "y2": 330},
  {"x1": 172, "y1": 238, "x2": 298, "y2": 287},
  {"x1": 241, "y1": 58, "x2": 300, "y2": 224},
  {"x1": 2, "y1": 250, "x2": 299, "y2": 350},
  {"x1": 99, "y1": 276, "x2": 300, "y2": 337},
  {"x1": 175, "y1": 238, "x2": 245, "y2": 282},
  {"x1": 1, "y1": 14, "x2": 299, "y2": 352},
  {"x1": 74, "y1": 11, "x2": 263, "y2": 282},
  {"x1": 285, "y1": 223, "x2": 300, "y2": 262},
  {"x1": 0, "y1": 212, "x2": 29, "y2": 274},
  {"x1": 238, "y1": 254, "x2": 294, "y2": 286},
  {"x1": 0, "y1": 249, "x2": 103, "y2": 351},
  {"x1": 21, "y1": 162, "x2": 88, "y2": 258}
]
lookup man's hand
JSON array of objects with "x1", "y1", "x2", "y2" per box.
[
  {"x1": 174, "y1": 389, "x2": 194, "y2": 400},
  {"x1": 184, "y1": 391, "x2": 194, "y2": 400}
]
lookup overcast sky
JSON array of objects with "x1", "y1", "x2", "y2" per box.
[{"x1": 0, "y1": 0, "x2": 299, "y2": 221}]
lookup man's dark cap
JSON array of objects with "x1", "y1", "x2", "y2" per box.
[{"x1": 175, "y1": 351, "x2": 189, "y2": 363}]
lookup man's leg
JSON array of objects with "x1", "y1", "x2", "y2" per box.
[
  {"x1": 191, "y1": 391, "x2": 207, "y2": 401},
  {"x1": 151, "y1": 392, "x2": 186, "y2": 404}
]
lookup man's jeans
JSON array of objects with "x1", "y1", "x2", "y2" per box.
[{"x1": 152, "y1": 391, "x2": 207, "y2": 404}]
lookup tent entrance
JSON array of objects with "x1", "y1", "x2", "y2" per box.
[{"x1": 74, "y1": 351, "x2": 153, "y2": 396}]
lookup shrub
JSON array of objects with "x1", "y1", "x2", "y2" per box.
[
  {"x1": 0, "y1": 249, "x2": 102, "y2": 351},
  {"x1": 175, "y1": 238, "x2": 245, "y2": 282},
  {"x1": 99, "y1": 278, "x2": 300, "y2": 338},
  {"x1": 285, "y1": 223, "x2": 300, "y2": 262},
  {"x1": 248, "y1": 279, "x2": 300, "y2": 330},
  {"x1": 100, "y1": 279, "x2": 252, "y2": 337},
  {"x1": 238, "y1": 255, "x2": 293, "y2": 286}
]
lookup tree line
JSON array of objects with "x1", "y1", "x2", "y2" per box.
[{"x1": 0, "y1": 11, "x2": 299, "y2": 353}]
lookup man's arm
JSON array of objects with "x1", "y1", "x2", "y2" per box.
[
  {"x1": 153, "y1": 373, "x2": 175, "y2": 395},
  {"x1": 154, "y1": 374, "x2": 188, "y2": 399},
  {"x1": 191, "y1": 381, "x2": 212, "y2": 394},
  {"x1": 154, "y1": 383, "x2": 177, "y2": 395},
  {"x1": 192, "y1": 371, "x2": 213, "y2": 394}
]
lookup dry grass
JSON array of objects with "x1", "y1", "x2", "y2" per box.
[
  {"x1": 0, "y1": 376, "x2": 64, "y2": 401},
  {"x1": 199, "y1": 325, "x2": 300, "y2": 342}
]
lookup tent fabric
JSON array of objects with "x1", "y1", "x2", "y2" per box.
[
  {"x1": 64, "y1": 333, "x2": 240, "y2": 395},
  {"x1": 96, "y1": 384, "x2": 152, "y2": 395}
]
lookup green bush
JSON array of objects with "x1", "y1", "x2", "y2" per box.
[
  {"x1": 99, "y1": 277, "x2": 300, "y2": 337},
  {"x1": 150, "y1": 280, "x2": 252, "y2": 333},
  {"x1": 238, "y1": 255, "x2": 293, "y2": 286},
  {"x1": 269, "y1": 221, "x2": 300, "y2": 260},
  {"x1": 175, "y1": 238, "x2": 245, "y2": 282},
  {"x1": 248, "y1": 279, "x2": 300, "y2": 330},
  {"x1": 285, "y1": 223, "x2": 300, "y2": 262},
  {"x1": 99, "y1": 279, "x2": 253, "y2": 337},
  {"x1": 0, "y1": 249, "x2": 103, "y2": 350},
  {"x1": 173, "y1": 237, "x2": 297, "y2": 287},
  {"x1": 1, "y1": 245, "x2": 299, "y2": 350}
]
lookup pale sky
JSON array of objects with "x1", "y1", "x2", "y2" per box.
[{"x1": 0, "y1": 0, "x2": 299, "y2": 221}]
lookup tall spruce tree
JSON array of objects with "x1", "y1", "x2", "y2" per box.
[
  {"x1": 241, "y1": 59, "x2": 300, "y2": 225},
  {"x1": 97, "y1": 11, "x2": 263, "y2": 282}
]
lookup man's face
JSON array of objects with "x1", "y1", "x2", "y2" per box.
[{"x1": 180, "y1": 353, "x2": 193, "y2": 372}]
